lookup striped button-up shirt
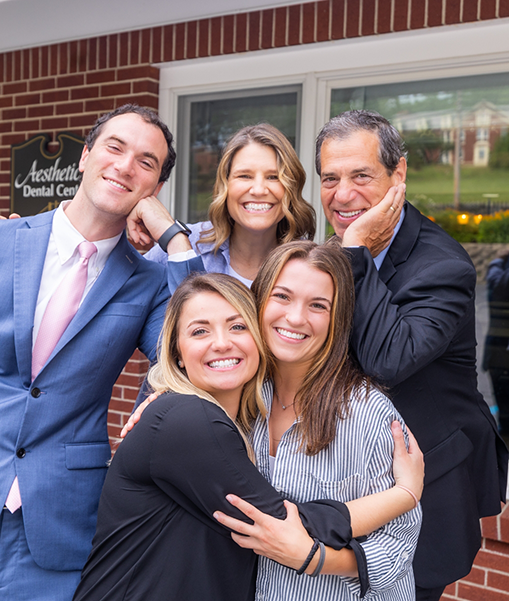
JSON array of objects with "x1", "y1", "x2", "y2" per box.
[{"x1": 252, "y1": 381, "x2": 422, "y2": 601}]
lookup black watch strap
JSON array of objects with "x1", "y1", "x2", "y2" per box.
[{"x1": 158, "y1": 220, "x2": 191, "y2": 252}]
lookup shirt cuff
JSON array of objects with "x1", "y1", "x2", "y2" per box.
[{"x1": 168, "y1": 249, "x2": 198, "y2": 263}]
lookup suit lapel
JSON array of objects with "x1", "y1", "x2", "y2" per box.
[
  {"x1": 379, "y1": 202, "x2": 421, "y2": 284},
  {"x1": 13, "y1": 213, "x2": 54, "y2": 383},
  {"x1": 49, "y1": 233, "x2": 139, "y2": 358}
]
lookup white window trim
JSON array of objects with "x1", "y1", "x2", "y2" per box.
[{"x1": 158, "y1": 18, "x2": 509, "y2": 241}]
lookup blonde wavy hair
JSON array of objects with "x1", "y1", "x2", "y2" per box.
[
  {"x1": 199, "y1": 124, "x2": 315, "y2": 252},
  {"x1": 148, "y1": 273, "x2": 267, "y2": 451}
]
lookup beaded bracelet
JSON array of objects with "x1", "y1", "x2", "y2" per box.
[{"x1": 296, "y1": 538, "x2": 320, "y2": 575}]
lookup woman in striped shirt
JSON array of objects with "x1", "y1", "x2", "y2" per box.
[{"x1": 215, "y1": 239, "x2": 423, "y2": 600}]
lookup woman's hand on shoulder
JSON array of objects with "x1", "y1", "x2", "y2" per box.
[
  {"x1": 120, "y1": 391, "x2": 160, "y2": 438},
  {"x1": 391, "y1": 420, "x2": 424, "y2": 503}
]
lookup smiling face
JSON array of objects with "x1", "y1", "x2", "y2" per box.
[
  {"x1": 76, "y1": 112, "x2": 168, "y2": 226},
  {"x1": 226, "y1": 142, "x2": 285, "y2": 237},
  {"x1": 262, "y1": 259, "x2": 334, "y2": 374},
  {"x1": 320, "y1": 130, "x2": 406, "y2": 239},
  {"x1": 178, "y1": 291, "x2": 259, "y2": 409}
]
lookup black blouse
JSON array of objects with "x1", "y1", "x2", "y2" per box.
[{"x1": 73, "y1": 393, "x2": 359, "y2": 601}]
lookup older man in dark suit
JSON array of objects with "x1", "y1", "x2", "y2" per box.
[{"x1": 316, "y1": 110, "x2": 508, "y2": 601}]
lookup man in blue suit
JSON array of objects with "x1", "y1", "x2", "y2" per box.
[{"x1": 0, "y1": 105, "x2": 176, "y2": 600}]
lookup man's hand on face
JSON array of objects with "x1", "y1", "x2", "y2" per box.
[{"x1": 341, "y1": 183, "x2": 406, "y2": 257}]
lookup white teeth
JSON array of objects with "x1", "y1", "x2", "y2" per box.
[
  {"x1": 208, "y1": 359, "x2": 240, "y2": 369},
  {"x1": 337, "y1": 210, "x2": 362, "y2": 218},
  {"x1": 244, "y1": 203, "x2": 272, "y2": 212},
  {"x1": 276, "y1": 328, "x2": 306, "y2": 340},
  {"x1": 106, "y1": 179, "x2": 129, "y2": 191}
]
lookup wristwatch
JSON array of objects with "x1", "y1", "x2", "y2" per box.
[{"x1": 158, "y1": 220, "x2": 192, "y2": 252}]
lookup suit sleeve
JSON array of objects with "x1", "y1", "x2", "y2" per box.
[
  {"x1": 137, "y1": 269, "x2": 170, "y2": 363},
  {"x1": 166, "y1": 255, "x2": 207, "y2": 295},
  {"x1": 147, "y1": 396, "x2": 355, "y2": 549},
  {"x1": 348, "y1": 246, "x2": 475, "y2": 387}
]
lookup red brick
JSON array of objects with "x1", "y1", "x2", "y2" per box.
[
  {"x1": 39, "y1": 45, "x2": 48, "y2": 78},
  {"x1": 485, "y1": 538, "x2": 509, "y2": 553},
  {"x1": 119, "y1": 32, "x2": 129, "y2": 66},
  {"x1": 500, "y1": 0, "x2": 509, "y2": 18},
  {"x1": 248, "y1": 11, "x2": 261, "y2": 51},
  {"x1": 345, "y1": 0, "x2": 360, "y2": 37},
  {"x1": 49, "y1": 44, "x2": 59, "y2": 76},
  {"x1": 480, "y1": 0, "x2": 497, "y2": 19},
  {"x1": 222, "y1": 15, "x2": 234, "y2": 55},
  {"x1": 122, "y1": 388, "x2": 141, "y2": 402},
  {"x1": 29, "y1": 78, "x2": 56, "y2": 92},
  {"x1": 68, "y1": 40, "x2": 78, "y2": 73},
  {"x1": 3, "y1": 81, "x2": 27, "y2": 95},
  {"x1": 2, "y1": 133, "x2": 25, "y2": 146},
  {"x1": 57, "y1": 74, "x2": 84, "y2": 88},
  {"x1": 118, "y1": 65, "x2": 158, "y2": 80},
  {"x1": 152, "y1": 26, "x2": 163, "y2": 63},
  {"x1": 500, "y1": 506, "x2": 509, "y2": 543},
  {"x1": 361, "y1": 0, "x2": 376, "y2": 35},
  {"x1": 108, "y1": 34, "x2": 119, "y2": 69},
  {"x1": 458, "y1": 582, "x2": 509, "y2": 601},
  {"x1": 58, "y1": 43, "x2": 69, "y2": 74},
  {"x1": 288, "y1": 4, "x2": 301, "y2": 45},
  {"x1": 87, "y1": 69, "x2": 116, "y2": 84},
  {"x1": 445, "y1": 0, "x2": 461, "y2": 23},
  {"x1": 475, "y1": 548, "x2": 509, "y2": 571},
  {"x1": 84, "y1": 38, "x2": 98, "y2": 71},
  {"x1": 115, "y1": 373, "x2": 142, "y2": 388},
  {"x1": 482, "y1": 515, "x2": 499, "y2": 540},
  {"x1": 5, "y1": 51, "x2": 13, "y2": 83},
  {"x1": 302, "y1": 3, "x2": 315, "y2": 44},
  {"x1": 186, "y1": 20, "x2": 198, "y2": 60},
  {"x1": 140, "y1": 28, "x2": 151, "y2": 63},
  {"x1": 109, "y1": 399, "x2": 136, "y2": 413},
  {"x1": 393, "y1": 0, "x2": 409, "y2": 30},
  {"x1": 28, "y1": 105, "x2": 53, "y2": 118},
  {"x1": 55, "y1": 101, "x2": 84, "y2": 115},
  {"x1": 0, "y1": 54, "x2": 4, "y2": 83},
  {"x1": 85, "y1": 98, "x2": 115, "y2": 113},
  {"x1": 98, "y1": 36, "x2": 108, "y2": 70},
  {"x1": 316, "y1": 0, "x2": 330, "y2": 41},
  {"x1": 111, "y1": 385, "x2": 123, "y2": 398},
  {"x1": 107, "y1": 424, "x2": 121, "y2": 440},
  {"x1": 488, "y1": 571, "x2": 509, "y2": 592},
  {"x1": 13, "y1": 50, "x2": 21, "y2": 80},
  {"x1": 175, "y1": 22, "x2": 186, "y2": 60},
  {"x1": 101, "y1": 82, "x2": 131, "y2": 97},
  {"x1": 15, "y1": 93, "x2": 40, "y2": 107},
  {"x1": 210, "y1": 17, "x2": 222, "y2": 56},
  {"x1": 132, "y1": 80, "x2": 158, "y2": 95},
  {"x1": 462, "y1": 566, "x2": 487, "y2": 585},
  {"x1": 0, "y1": 96, "x2": 12, "y2": 109},
  {"x1": 124, "y1": 360, "x2": 147, "y2": 374},
  {"x1": 163, "y1": 24, "x2": 174, "y2": 62},
  {"x1": 261, "y1": 9, "x2": 275, "y2": 48},
  {"x1": 41, "y1": 117, "x2": 68, "y2": 130},
  {"x1": 130, "y1": 30, "x2": 140, "y2": 65},
  {"x1": 3, "y1": 107, "x2": 26, "y2": 120},
  {"x1": 274, "y1": 7, "x2": 288, "y2": 47},
  {"x1": 106, "y1": 410, "x2": 122, "y2": 424},
  {"x1": 235, "y1": 13, "x2": 247, "y2": 52},
  {"x1": 30, "y1": 47, "x2": 39, "y2": 79},
  {"x1": 116, "y1": 94, "x2": 158, "y2": 110},
  {"x1": 71, "y1": 86, "x2": 101, "y2": 100},
  {"x1": 427, "y1": 0, "x2": 443, "y2": 27},
  {"x1": 377, "y1": 0, "x2": 392, "y2": 33},
  {"x1": 79, "y1": 39, "x2": 90, "y2": 72},
  {"x1": 0, "y1": 122, "x2": 12, "y2": 134},
  {"x1": 42, "y1": 90, "x2": 68, "y2": 103},
  {"x1": 70, "y1": 114, "x2": 97, "y2": 128},
  {"x1": 22, "y1": 49, "x2": 30, "y2": 80},
  {"x1": 14, "y1": 120, "x2": 40, "y2": 132}
]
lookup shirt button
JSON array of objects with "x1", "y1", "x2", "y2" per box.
[
  {"x1": 17, "y1": 448, "x2": 26, "y2": 458},
  {"x1": 31, "y1": 388, "x2": 41, "y2": 398}
]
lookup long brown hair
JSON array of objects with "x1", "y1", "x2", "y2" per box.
[
  {"x1": 252, "y1": 238, "x2": 372, "y2": 455},
  {"x1": 199, "y1": 124, "x2": 315, "y2": 252},
  {"x1": 148, "y1": 273, "x2": 267, "y2": 448}
]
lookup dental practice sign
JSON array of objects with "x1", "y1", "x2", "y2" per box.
[{"x1": 11, "y1": 132, "x2": 84, "y2": 216}]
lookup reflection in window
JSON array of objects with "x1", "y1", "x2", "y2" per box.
[
  {"x1": 177, "y1": 87, "x2": 301, "y2": 222},
  {"x1": 331, "y1": 74, "x2": 509, "y2": 211}
]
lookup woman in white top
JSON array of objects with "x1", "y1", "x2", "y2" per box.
[{"x1": 215, "y1": 238, "x2": 422, "y2": 600}]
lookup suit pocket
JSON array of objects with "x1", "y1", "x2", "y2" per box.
[
  {"x1": 97, "y1": 303, "x2": 144, "y2": 317},
  {"x1": 65, "y1": 442, "x2": 112, "y2": 469},
  {"x1": 423, "y1": 429, "x2": 473, "y2": 486}
]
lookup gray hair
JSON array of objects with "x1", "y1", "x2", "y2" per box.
[{"x1": 315, "y1": 110, "x2": 407, "y2": 175}]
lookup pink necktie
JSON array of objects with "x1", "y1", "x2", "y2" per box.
[{"x1": 5, "y1": 241, "x2": 97, "y2": 514}]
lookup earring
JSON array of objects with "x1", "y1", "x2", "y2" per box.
[{"x1": 178, "y1": 360, "x2": 184, "y2": 368}]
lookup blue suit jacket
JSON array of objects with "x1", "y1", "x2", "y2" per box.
[{"x1": 0, "y1": 210, "x2": 169, "y2": 571}]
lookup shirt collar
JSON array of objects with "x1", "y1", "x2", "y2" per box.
[{"x1": 373, "y1": 204, "x2": 406, "y2": 271}]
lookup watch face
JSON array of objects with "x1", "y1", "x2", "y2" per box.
[{"x1": 176, "y1": 220, "x2": 191, "y2": 234}]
